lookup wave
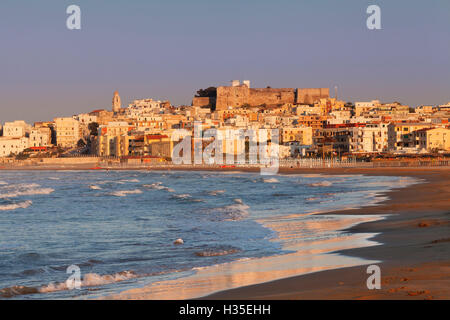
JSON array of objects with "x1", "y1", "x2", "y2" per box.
[
  {"x1": 263, "y1": 178, "x2": 279, "y2": 183},
  {"x1": 143, "y1": 182, "x2": 174, "y2": 192},
  {"x1": 120, "y1": 179, "x2": 140, "y2": 183},
  {"x1": 110, "y1": 189, "x2": 142, "y2": 197},
  {"x1": 208, "y1": 198, "x2": 250, "y2": 221},
  {"x1": 0, "y1": 200, "x2": 32, "y2": 211},
  {"x1": 89, "y1": 185, "x2": 102, "y2": 190},
  {"x1": 0, "y1": 183, "x2": 40, "y2": 189},
  {"x1": 0, "y1": 270, "x2": 139, "y2": 297},
  {"x1": 39, "y1": 270, "x2": 138, "y2": 293},
  {"x1": 195, "y1": 246, "x2": 241, "y2": 257},
  {"x1": 0, "y1": 285, "x2": 39, "y2": 298},
  {"x1": 0, "y1": 186, "x2": 54, "y2": 199},
  {"x1": 206, "y1": 190, "x2": 226, "y2": 196},
  {"x1": 171, "y1": 193, "x2": 191, "y2": 199},
  {"x1": 309, "y1": 181, "x2": 332, "y2": 187},
  {"x1": 0, "y1": 181, "x2": 8, "y2": 185},
  {"x1": 97, "y1": 180, "x2": 124, "y2": 185}
]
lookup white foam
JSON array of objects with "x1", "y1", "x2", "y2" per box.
[
  {"x1": 309, "y1": 181, "x2": 332, "y2": 187},
  {"x1": 211, "y1": 198, "x2": 250, "y2": 221},
  {"x1": 89, "y1": 185, "x2": 102, "y2": 190},
  {"x1": 110, "y1": 189, "x2": 142, "y2": 197},
  {"x1": 0, "y1": 181, "x2": 8, "y2": 185},
  {"x1": 39, "y1": 271, "x2": 137, "y2": 293},
  {"x1": 0, "y1": 200, "x2": 32, "y2": 211},
  {"x1": 143, "y1": 183, "x2": 174, "y2": 192},
  {"x1": 172, "y1": 194, "x2": 191, "y2": 199},
  {"x1": 207, "y1": 190, "x2": 226, "y2": 196},
  {"x1": 120, "y1": 179, "x2": 140, "y2": 183},
  {"x1": 0, "y1": 187, "x2": 54, "y2": 199},
  {"x1": 263, "y1": 178, "x2": 279, "y2": 183}
]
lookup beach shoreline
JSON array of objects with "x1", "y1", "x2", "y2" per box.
[
  {"x1": 1, "y1": 166, "x2": 449, "y2": 300},
  {"x1": 203, "y1": 167, "x2": 450, "y2": 300}
]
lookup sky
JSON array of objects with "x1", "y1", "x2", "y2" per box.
[{"x1": 0, "y1": 0, "x2": 449, "y2": 123}]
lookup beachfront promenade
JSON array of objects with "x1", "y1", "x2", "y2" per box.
[{"x1": 1, "y1": 157, "x2": 450, "y2": 170}]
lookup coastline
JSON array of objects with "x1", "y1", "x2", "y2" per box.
[
  {"x1": 1, "y1": 166, "x2": 449, "y2": 299},
  {"x1": 204, "y1": 167, "x2": 450, "y2": 300}
]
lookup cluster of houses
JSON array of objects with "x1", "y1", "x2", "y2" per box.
[{"x1": 1, "y1": 81, "x2": 449, "y2": 162}]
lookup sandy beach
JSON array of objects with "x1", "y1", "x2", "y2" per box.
[
  {"x1": 203, "y1": 167, "x2": 450, "y2": 300},
  {"x1": 1, "y1": 165, "x2": 449, "y2": 300}
]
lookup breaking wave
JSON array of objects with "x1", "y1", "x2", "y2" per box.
[
  {"x1": 0, "y1": 200, "x2": 32, "y2": 211},
  {"x1": 0, "y1": 184, "x2": 54, "y2": 199},
  {"x1": 206, "y1": 190, "x2": 226, "y2": 196},
  {"x1": 40, "y1": 270, "x2": 138, "y2": 293},
  {"x1": 263, "y1": 178, "x2": 279, "y2": 183},
  {"x1": 171, "y1": 194, "x2": 192, "y2": 199},
  {"x1": 0, "y1": 271, "x2": 138, "y2": 297},
  {"x1": 309, "y1": 181, "x2": 332, "y2": 187},
  {"x1": 120, "y1": 179, "x2": 140, "y2": 183},
  {"x1": 110, "y1": 189, "x2": 142, "y2": 197},
  {"x1": 0, "y1": 285, "x2": 39, "y2": 298},
  {"x1": 89, "y1": 185, "x2": 102, "y2": 190},
  {"x1": 207, "y1": 199, "x2": 250, "y2": 221},
  {"x1": 143, "y1": 182, "x2": 174, "y2": 192}
]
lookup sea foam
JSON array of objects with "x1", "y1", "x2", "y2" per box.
[
  {"x1": 110, "y1": 189, "x2": 142, "y2": 197},
  {"x1": 0, "y1": 200, "x2": 32, "y2": 211},
  {"x1": 309, "y1": 181, "x2": 332, "y2": 187},
  {"x1": 0, "y1": 185, "x2": 54, "y2": 199}
]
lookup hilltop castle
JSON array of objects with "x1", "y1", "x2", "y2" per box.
[{"x1": 193, "y1": 80, "x2": 330, "y2": 110}]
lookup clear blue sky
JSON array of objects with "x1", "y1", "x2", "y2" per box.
[{"x1": 0, "y1": 0, "x2": 449, "y2": 123}]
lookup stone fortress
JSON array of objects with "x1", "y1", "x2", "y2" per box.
[{"x1": 193, "y1": 80, "x2": 330, "y2": 110}]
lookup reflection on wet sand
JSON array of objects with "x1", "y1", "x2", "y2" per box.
[{"x1": 107, "y1": 214, "x2": 386, "y2": 300}]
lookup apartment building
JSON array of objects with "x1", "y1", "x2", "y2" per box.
[
  {"x1": 0, "y1": 137, "x2": 29, "y2": 157},
  {"x1": 54, "y1": 117, "x2": 80, "y2": 148},
  {"x1": 281, "y1": 127, "x2": 313, "y2": 145},
  {"x1": 415, "y1": 127, "x2": 450, "y2": 151},
  {"x1": 2, "y1": 120, "x2": 31, "y2": 138},
  {"x1": 349, "y1": 123, "x2": 395, "y2": 153},
  {"x1": 29, "y1": 127, "x2": 52, "y2": 147}
]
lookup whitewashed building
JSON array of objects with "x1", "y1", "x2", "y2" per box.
[
  {"x1": 54, "y1": 117, "x2": 80, "y2": 148},
  {"x1": 2, "y1": 120, "x2": 31, "y2": 138},
  {"x1": 0, "y1": 137, "x2": 29, "y2": 157}
]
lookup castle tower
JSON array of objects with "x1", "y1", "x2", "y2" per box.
[{"x1": 112, "y1": 91, "x2": 121, "y2": 112}]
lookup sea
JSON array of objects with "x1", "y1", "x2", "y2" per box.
[{"x1": 0, "y1": 170, "x2": 419, "y2": 299}]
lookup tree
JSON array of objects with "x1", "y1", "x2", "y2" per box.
[
  {"x1": 88, "y1": 122, "x2": 99, "y2": 136},
  {"x1": 77, "y1": 139, "x2": 86, "y2": 148},
  {"x1": 195, "y1": 87, "x2": 217, "y2": 98}
]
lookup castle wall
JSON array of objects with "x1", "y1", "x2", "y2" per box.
[
  {"x1": 296, "y1": 88, "x2": 330, "y2": 104},
  {"x1": 216, "y1": 86, "x2": 250, "y2": 110},
  {"x1": 192, "y1": 97, "x2": 215, "y2": 108},
  {"x1": 215, "y1": 86, "x2": 329, "y2": 110},
  {"x1": 248, "y1": 88, "x2": 295, "y2": 106}
]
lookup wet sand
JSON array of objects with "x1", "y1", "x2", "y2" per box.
[{"x1": 205, "y1": 168, "x2": 450, "y2": 300}]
